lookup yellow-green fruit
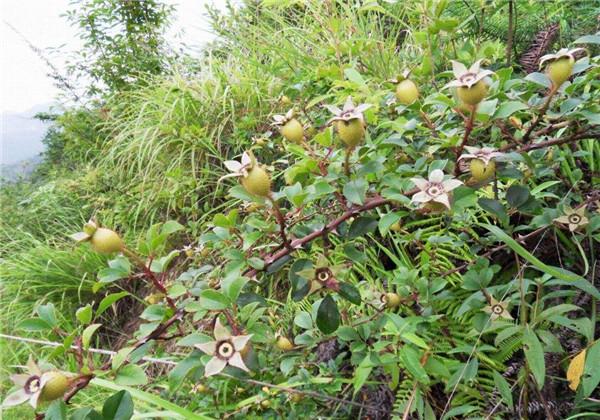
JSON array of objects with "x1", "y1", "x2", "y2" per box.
[
  {"x1": 260, "y1": 399, "x2": 271, "y2": 409},
  {"x1": 276, "y1": 336, "x2": 294, "y2": 351},
  {"x1": 385, "y1": 293, "x2": 402, "y2": 308},
  {"x1": 457, "y1": 81, "x2": 488, "y2": 106},
  {"x1": 547, "y1": 57, "x2": 574, "y2": 87},
  {"x1": 390, "y1": 221, "x2": 402, "y2": 232},
  {"x1": 290, "y1": 393, "x2": 302, "y2": 403},
  {"x1": 90, "y1": 228, "x2": 123, "y2": 254},
  {"x1": 280, "y1": 95, "x2": 291, "y2": 106},
  {"x1": 40, "y1": 372, "x2": 69, "y2": 402},
  {"x1": 395, "y1": 79, "x2": 419, "y2": 105},
  {"x1": 241, "y1": 166, "x2": 271, "y2": 197},
  {"x1": 280, "y1": 119, "x2": 304, "y2": 144},
  {"x1": 336, "y1": 118, "x2": 365, "y2": 148},
  {"x1": 469, "y1": 159, "x2": 496, "y2": 181}
]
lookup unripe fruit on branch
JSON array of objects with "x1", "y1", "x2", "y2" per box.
[
  {"x1": 40, "y1": 372, "x2": 69, "y2": 402},
  {"x1": 280, "y1": 119, "x2": 304, "y2": 144},
  {"x1": 276, "y1": 336, "x2": 294, "y2": 351},
  {"x1": 241, "y1": 166, "x2": 271, "y2": 197},
  {"x1": 390, "y1": 221, "x2": 402, "y2": 232},
  {"x1": 90, "y1": 228, "x2": 124, "y2": 254},
  {"x1": 457, "y1": 81, "x2": 487, "y2": 106},
  {"x1": 546, "y1": 57, "x2": 574, "y2": 87},
  {"x1": 336, "y1": 118, "x2": 365, "y2": 148},
  {"x1": 395, "y1": 79, "x2": 419, "y2": 105},
  {"x1": 385, "y1": 293, "x2": 401, "y2": 308},
  {"x1": 469, "y1": 159, "x2": 496, "y2": 181}
]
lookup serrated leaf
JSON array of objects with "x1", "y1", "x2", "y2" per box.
[{"x1": 493, "y1": 371, "x2": 513, "y2": 409}]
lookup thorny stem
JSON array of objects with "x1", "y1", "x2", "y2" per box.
[
  {"x1": 344, "y1": 147, "x2": 353, "y2": 177},
  {"x1": 522, "y1": 85, "x2": 558, "y2": 143},
  {"x1": 454, "y1": 106, "x2": 476, "y2": 176},
  {"x1": 123, "y1": 247, "x2": 178, "y2": 311},
  {"x1": 268, "y1": 194, "x2": 291, "y2": 250},
  {"x1": 222, "y1": 309, "x2": 241, "y2": 335}
]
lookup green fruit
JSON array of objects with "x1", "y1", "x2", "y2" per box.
[
  {"x1": 276, "y1": 336, "x2": 294, "y2": 351},
  {"x1": 91, "y1": 228, "x2": 123, "y2": 254},
  {"x1": 457, "y1": 81, "x2": 488, "y2": 105},
  {"x1": 395, "y1": 79, "x2": 419, "y2": 104},
  {"x1": 469, "y1": 159, "x2": 495, "y2": 181},
  {"x1": 547, "y1": 57, "x2": 574, "y2": 87},
  {"x1": 280, "y1": 119, "x2": 304, "y2": 144},
  {"x1": 385, "y1": 293, "x2": 401, "y2": 308},
  {"x1": 336, "y1": 118, "x2": 365, "y2": 148},
  {"x1": 40, "y1": 372, "x2": 69, "y2": 402},
  {"x1": 241, "y1": 166, "x2": 271, "y2": 197}
]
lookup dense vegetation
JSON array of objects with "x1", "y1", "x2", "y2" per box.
[{"x1": 1, "y1": 1, "x2": 599, "y2": 419}]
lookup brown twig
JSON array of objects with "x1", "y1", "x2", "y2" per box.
[
  {"x1": 522, "y1": 85, "x2": 558, "y2": 143},
  {"x1": 268, "y1": 195, "x2": 291, "y2": 250}
]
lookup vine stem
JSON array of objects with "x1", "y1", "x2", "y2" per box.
[{"x1": 454, "y1": 106, "x2": 476, "y2": 176}]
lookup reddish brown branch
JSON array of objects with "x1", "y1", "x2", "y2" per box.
[{"x1": 454, "y1": 107, "x2": 476, "y2": 176}]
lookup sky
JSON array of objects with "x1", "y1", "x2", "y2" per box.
[{"x1": 0, "y1": 0, "x2": 226, "y2": 114}]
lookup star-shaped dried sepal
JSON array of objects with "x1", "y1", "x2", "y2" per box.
[
  {"x1": 458, "y1": 146, "x2": 503, "y2": 165},
  {"x1": 297, "y1": 255, "x2": 344, "y2": 295},
  {"x1": 220, "y1": 152, "x2": 254, "y2": 182},
  {"x1": 554, "y1": 206, "x2": 589, "y2": 232},
  {"x1": 483, "y1": 297, "x2": 513, "y2": 321},
  {"x1": 69, "y1": 220, "x2": 98, "y2": 243},
  {"x1": 271, "y1": 108, "x2": 295, "y2": 127},
  {"x1": 195, "y1": 318, "x2": 252, "y2": 377},
  {"x1": 325, "y1": 96, "x2": 372, "y2": 124},
  {"x1": 411, "y1": 169, "x2": 463, "y2": 210},
  {"x1": 539, "y1": 48, "x2": 586, "y2": 69},
  {"x1": 445, "y1": 60, "x2": 495, "y2": 89},
  {"x1": 2, "y1": 357, "x2": 68, "y2": 409}
]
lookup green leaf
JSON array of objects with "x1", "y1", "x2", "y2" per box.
[
  {"x1": 574, "y1": 34, "x2": 600, "y2": 44},
  {"x1": 140, "y1": 304, "x2": 167, "y2": 322},
  {"x1": 378, "y1": 212, "x2": 401, "y2": 235},
  {"x1": 546, "y1": 278, "x2": 600, "y2": 299},
  {"x1": 337, "y1": 326, "x2": 360, "y2": 341},
  {"x1": 76, "y1": 305, "x2": 93, "y2": 325},
  {"x1": 289, "y1": 259, "x2": 312, "y2": 301},
  {"x1": 97, "y1": 292, "x2": 130, "y2": 317},
  {"x1": 338, "y1": 282, "x2": 361, "y2": 305},
  {"x1": 481, "y1": 224, "x2": 585, "y2": 283},
  {"x1": 17, "y1": 318, "x2": 53, "y2": 332},
  {"x1": 506, "y1": 185, "x2": 530, "y2": 208},
  {"x1": 525, "y1": 72, "x2": 551, "y2": 88},
  {"x1": 160, "y1": 220, "x2": 184, "y2": 235},
  {"x1": 523, "y1": 328, "x2": 545, "y2": 389},
  {"x1": 494, "y1": 101, "x2": 529, "y2": 119},
  {"x1": 82, "y1": 323, "x2": 102, "y2": 349},
  {"x1": 222, "y1": 276, "x2": 247, "y2": 302},
  {"x1": 169, "y1": 353, "x2": 202, "y2": 391},
  {"x1": 344, "y1": 67, "x2": 366, "y2": 85},
  {"x1": 582, "y1": 341, "x2": 600, "y2": 397},
  {"x1": 45, "y1": 400, "x2": 67, "y2": 420},
  {"x1": 294, "y1": 311, "x2": 313, "y2": 330},
  {"x1": 102, "y1": 390, "x2": 134, "y2": 420},
  {"x1": 400, "y1": 346, "x2": 429, "y2": 383},
  {"x1": 352, "y1": 355, "x2": 374, "y2": 395},
  {"x1": 493, "y1": 371, "x2": 513, "y2": 409},
  {"x1": 115, "y1": 365, "x2": 148, "y2": 386},
  {"x1": 70, "y1": 408, "x2": 103, "y2": 420},
  {"x1": 478, "y1": 198, "x2": 508, "y2": 225},
  {"x1": 91, "y1": 378, "x2": 211, "y2": 420},
  {"x1": 37, "y1": 303, "x2": 58, "y2": 327},
  {"x1": 199, "y1": 289, "x2": 231, "y2": 310},
  {"x1": 98, "y1": 267, "x2": 129, "y2": 284},
  {"x1": 348, "y1": 216, "x2": 377, "y2": 239},
  {"x1": 343, "y1": 179, "x2": 368, "y2": 205},
  {"x1": 316, "y1": 295, "x2": 340, "y2": 334}
]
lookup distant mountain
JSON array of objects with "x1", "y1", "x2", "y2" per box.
[{"x1": 1, "y1": 103, "x2": 54, "y2": 180}]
